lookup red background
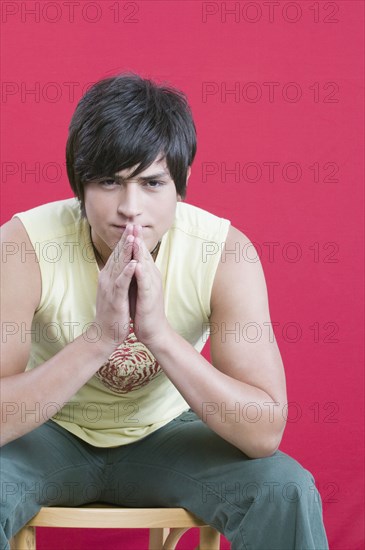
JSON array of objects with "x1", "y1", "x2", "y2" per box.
[{"x1": 1, "y1": 1, "x2": 364, "y2": 548}]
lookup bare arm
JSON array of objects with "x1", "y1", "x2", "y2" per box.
[
  {"x1": 0, "y1": 218, "x2": 137, "y2": 446},
  {"x1": 132, "y1": 226, "x2": 287, "y2": 458}
]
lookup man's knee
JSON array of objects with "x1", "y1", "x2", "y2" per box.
[{"x1": 233, "y1": 451, "x2": 317, "y2": 507}]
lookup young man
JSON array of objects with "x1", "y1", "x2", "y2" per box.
[{"x1": 0, "y1": 74, "x2": 328, "y2": 549}]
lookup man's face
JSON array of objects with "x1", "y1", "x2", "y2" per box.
[{"x1": 84, "y1": 157, "x2": 184, "y2": 261}]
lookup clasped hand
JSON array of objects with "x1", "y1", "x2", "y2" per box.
[{"x1": 94, "y1": 224, "x2": 168, "y2": 351}]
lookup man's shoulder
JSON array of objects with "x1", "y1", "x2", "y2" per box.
[
  {"x1": 174, "y1": 202, "x2": 231, "y2": 241},
  {"x1": 12, "y1": 197, "x2": 83, "y2": 242},
  {"x1": 14, "y1": 197, "x2": 79, "y2": 222}
]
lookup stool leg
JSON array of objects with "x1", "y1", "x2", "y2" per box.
[
  {"x1": 162, "y1": 528, "x2": 190, "y2": 550},
  {"x1": 11, "y1": 525, "x2": 36, "y2": 550},
  {"x1": 149, "y1": 527, "x2": 170, "y2": 550},
  {"x1": 198, "y1": 526, "x2": 220, "y2": 550}
]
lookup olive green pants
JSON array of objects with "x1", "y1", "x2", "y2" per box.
[{"x1": 0, "y1": 410, "x2": 328, "y2": 549}]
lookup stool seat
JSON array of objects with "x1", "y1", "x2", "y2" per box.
[{"x1": 10, "y1": 505, "x2": 221, "y2": 549}]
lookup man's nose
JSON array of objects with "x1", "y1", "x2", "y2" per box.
[{"x1": 117, "y1": 186, "x2": 142, "y2": 220}]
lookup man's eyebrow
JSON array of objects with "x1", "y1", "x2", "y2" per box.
[{"x1": 114, "y1": 171, "x2": 170, "y2": 182}]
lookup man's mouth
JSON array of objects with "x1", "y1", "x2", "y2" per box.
[{"x1": 112, "y1": 225, "x2": 149, "y2": 229}]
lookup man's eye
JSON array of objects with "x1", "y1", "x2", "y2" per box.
[
  {"x1": 101, "y1": 179, "x2": 118, "y2": 187},
  {"x1": 145, "y1": 180, "x2": 162, "y2": 188}
]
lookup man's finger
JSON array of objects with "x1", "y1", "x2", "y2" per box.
[
  {"x1": 133, "y1": 261, "x2": 152, "y2": 294},
  {"x1": 114, "y1": 259, "x2": 138, "y2": 294},
  {"x1": 133, "y1": 236, "x2": 154, "y2": 264},
  {"x1": 104, "y1": 226, "x2": 134, "y2": 275}
]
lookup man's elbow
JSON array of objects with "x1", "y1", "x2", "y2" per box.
[
  {"x1": 241, "y1": 432, "x2": 284, "y2": 459},
  {"x1": 247, "y1": 442, "x2": 279, "y2": 459}
]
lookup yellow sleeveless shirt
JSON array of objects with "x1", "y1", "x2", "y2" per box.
[{"x1": 14, "y1": 199, "x2": 230, "y2": 447}]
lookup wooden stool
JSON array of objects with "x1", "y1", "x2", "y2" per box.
[{"x1": 10, "y1": 505, "x2": 221, "y2": 550}]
